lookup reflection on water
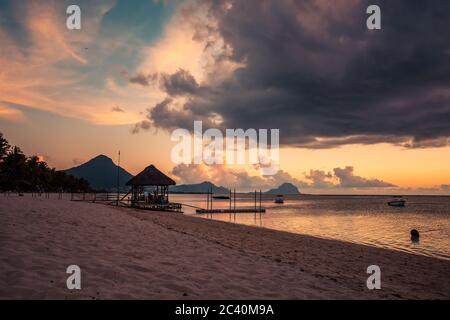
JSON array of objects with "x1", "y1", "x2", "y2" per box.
[{"x1": 171, "y1": 194, "x2": 450, "y2": 260}]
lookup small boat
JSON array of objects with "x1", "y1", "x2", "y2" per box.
[
  {"x1": 212, "y1": 195, "x2": 231, "y2": 200},
  {"x1": 388, "y1": 196, "x2": 406, "y2": 207},
  {"x1": 274, "y1": 195, "x2": 284, "y2": 204}
]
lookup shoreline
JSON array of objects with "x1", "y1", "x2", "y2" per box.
[
  {"x1": 1, "y1": 196, "x2": 449, "y2": 299},
  {"x1": 189, "y1": 212, "x2": 449, "y2": 262},
  {"x1": 193, "y1": 216, "x2": 450, "y2": 262}
]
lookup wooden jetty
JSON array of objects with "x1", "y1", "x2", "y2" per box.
[
  {"x1": 195, "y1": 189, "x2": 265, "y2": 215},
  {"x1": 70, "y1": 164, "x2": 183, "y2": 213},
  {"x1": 70, "y1": 166, "x2": 267, "y2": 216},
  {"x1": 196, "y1": 208, "x2": 266, "y2": 214}
]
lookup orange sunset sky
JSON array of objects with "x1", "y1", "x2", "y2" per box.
[{"x1": 1, "y1": 0, "x2": 450, "y2": 194}]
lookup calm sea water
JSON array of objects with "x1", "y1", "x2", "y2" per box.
[{"x1": 171, "y1": 194, "x2": 450, "y2": 260}]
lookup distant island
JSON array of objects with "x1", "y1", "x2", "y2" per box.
[
  {"x1": 172, "y1": 181, "x2": 301, "y2": 195},
  {"x1": 265, "y1": 183, "x2": 301, "y2": 195},
  {"x1": 171, "y1": 181, "x2": 230, "y2": 194}
]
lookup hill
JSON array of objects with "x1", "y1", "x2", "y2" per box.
[
  {"x1": 64, "y1": 155, "x2": 133, "y2": 192},
  {"x1": 171, "y1": 181, "x2": 229, "y2": 194},
  {"x1": 265, "y1": 183, "x2": 300, "y2": 195}
]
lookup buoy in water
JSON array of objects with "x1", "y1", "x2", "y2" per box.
[{"x1": 410, "y1": 229, "x2": 420, "y2": 242}]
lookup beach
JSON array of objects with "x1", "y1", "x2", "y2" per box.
[{"x1": 1, "y1": 196, "x2": 449, "y2": 299}]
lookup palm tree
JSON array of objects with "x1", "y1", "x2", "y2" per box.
[
  {"x1": 0, "y1": 132, "x2": 10, "y2": 161},
  {"x1": 1, "y1": 146, "x2": 28, "y2": 191},
  {"x1": 0, "y1": 132, "x2": 92, "y2": 193}
]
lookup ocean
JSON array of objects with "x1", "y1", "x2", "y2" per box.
[{"x1": 171, "y1": 194, "x2": 450, "y2": 260}]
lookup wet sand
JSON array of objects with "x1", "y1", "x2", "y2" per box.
[{"x1": 0, "y1": 196, "x2": 449, "y2": 299}]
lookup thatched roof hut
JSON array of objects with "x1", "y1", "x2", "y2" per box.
[
  {"x1": 126, "y1": 165, "x2": 176, "y2": 186},
  {"x1": 126, "y1": 165, "x2": 176, "y2": 206}
]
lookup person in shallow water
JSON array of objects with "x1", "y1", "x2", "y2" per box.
[{"x1": 411, "y1": 229, "x2": 420, "y2": 242}]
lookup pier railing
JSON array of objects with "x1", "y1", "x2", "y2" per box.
[
  {"x1": 7, "y1": 190, "x2": 267, "y2": 216},
  {"x1": 70, "y1": 192, "x2": 183, "y2": 212}
]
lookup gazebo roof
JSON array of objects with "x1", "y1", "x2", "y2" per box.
[{"x1": 126, "y1": 165, "x2": 176, "y2": 186}]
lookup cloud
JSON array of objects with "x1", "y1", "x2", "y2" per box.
[
  {"x1": 111, "y1": 106, "x2": 125, "y2": 113},
  {"x1": 160, "y1": 69, "x2": 200, "y2": 96},
  {"x1": 130, "y1": 73, "x2": 152, "y2": 86},
  {"x1": 333, "y1": 166, "x2": 396, "y2": 188},
  {"x1": 129, "y1": 69, "x2": 199, "y2": 95},
  {"x1": 136, "y1": 0, "x2": 450, "y2": 149},
  {"x1": 0, "y1": 103, "x2": 24, "y2": 122},
  {"x1": 299, "y1": 166, "x2": 395, "y2": 189},
  {"x1": 304, "y1": 170, "x2": 335, "y2": 189},
  {"x1": 172, "y1": 163, "x2": 211, "y2": 184},
  {"x1": 0, "y1": 0, "x2": 160, "y2": 125},
  {"x1": 171, "y1": 163, "x2": 395, "y2": 191},
  {"x1": 171, "y1": 163, "x2": 302, "y2": 190},
  {"x1": 131, "y1": 120, "x2": 152, "y2": 134}
]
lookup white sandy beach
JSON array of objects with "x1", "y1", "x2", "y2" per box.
[{"x1": 0, "y1": 195, "x2": 449, "y2": 299}]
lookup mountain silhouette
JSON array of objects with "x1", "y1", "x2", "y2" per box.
[
  {"x1": 64, "y1": 155, "x2": 133, "y2": 192},
  {"x1": 265, "y1": 183, "x2": 300, "y2": 195},
  {"x1": 171, "y1": 181, "x2": 229, "y2": 194}
]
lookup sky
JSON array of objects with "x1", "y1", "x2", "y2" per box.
[{"x1": 1, "y1": 0, "x2": 450, "y2": 194}]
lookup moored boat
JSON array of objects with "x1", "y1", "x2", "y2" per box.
[
  {"x1": 388, "y1": 196, "x2": 406, "y2": 207},
  {"x1": 274, "y1": 195, "x2": 284, "y2": 204}
]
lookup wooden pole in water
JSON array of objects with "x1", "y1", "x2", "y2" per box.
[
  {"x1": 210, "y1": 188, "x2": 213, "y2": 218},
  {"x1": 260, "y1": 189, "x2": 262, "y2": 220},
  {"x1": 116, "y1": 150, "x2": 120, "y2": 206},
  {"x1": 254, "y1": 190, "x2": 257, "y2": 219},
  {"x1": 229, "y1": 188, "x2": 232, "y2": 220},
  {"x1": 234, "y1": 188, "x2": 236, "y2": 221},
  {"x1": 208, "y1": 188, "x2": 211, "y2": 218},
  {"x1": 260, "y1": 190, "x2": 262, "y2": 211}
]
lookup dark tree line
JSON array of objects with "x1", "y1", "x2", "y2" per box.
[{"x1": 0, "y1": 132, "x2": 90, "y2": 193}]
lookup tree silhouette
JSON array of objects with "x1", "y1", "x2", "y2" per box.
[
  {"x1": 0, "y1": 133, "x2": 10, "y2": 160},
  {"x1": 0, "y1": 132, "x2": 91, "y2": 193}
]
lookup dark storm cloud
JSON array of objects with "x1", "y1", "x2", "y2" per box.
[
  {"x1": 131, "y1": 119, "x2": 152, "y2": 134},
  {"x1": 148, "y1": 97, "x2": 218, "y2": 131},
  {"x1": 129, "y1": 73, "x2": 151, "y2": 86},
  {"x1": 143, "y1": 0, "x2": 450, "y2": 149},
  {"x1": 130, "y1": 69, "x2": 199, "y2": 96},
  {"x1": 160, "y1": 69, "x2": 199, "y2": 96}
]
